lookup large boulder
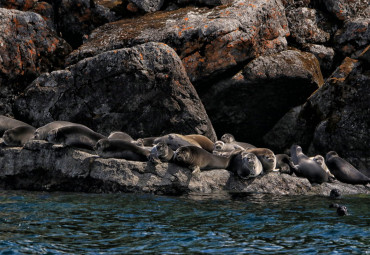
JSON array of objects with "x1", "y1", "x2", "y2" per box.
[
  {"x1": 264, "y1": 57, "x2": 370, "y2": 175},
  {"x1": 0, "y1": 8, "x2": 72, "y2": 115},
  {"x1": 15, "y1": 42, "x2": 216, "y2": 140},
  {"x1": 322, "y1": 0, "x2": 369, "y2": 21},
  {"x1": 201, "y1": 49, "x2": 323, "y2": 146},
  {"x1": 0, "y1": 140, "x2": 369, "y2": 195},
  {"x1": 66, "y1": 0, "x2": 289, "y2": 84}
]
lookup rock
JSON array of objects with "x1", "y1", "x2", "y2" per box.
[
  {"x1": 66, "y1": 0, "x2": 289, "y2": 84},
  {"x1": 323, "y1": 0, "x2": 369, "y2": 21},
  {"x1": 0, "y1": 8, "x2": 72, "y2": 115},
  {"x1": 281, "y1": 0, "x2": 310, "y2": 8},
  {"x1": 286, "y1": 7, "x2": 330, "y2": 44},
  {"x1": 0, "y1": 140, "x2": 369, "y2": 196},
  {"x1": 334, "y1": 17, "x2": 370, "y2": 57},
  {"x1": 129, "y1": 0, "x2": 164, "y2": 12},
  {"x1": 302, "y1": 44, "x2": 335, "y2": 76},
  {"x1": 15, "y1": 42, "x2": 216, "y2": 140},
  {"x1": 264, "y1": 57, "x2": 370, "y2": 174},
  {"x1": 201, "y1": 49, "x2": 323, "y2": 146},
  {"x1": 176, "y1": 0, "x2": 233, "y2": 6}
]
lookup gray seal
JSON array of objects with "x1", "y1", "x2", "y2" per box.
[
  {"x1": 47, "y1": 125, "x2": 105, "y2": 150},
  {"x1": 0, "y1": 115, "x2": 33, "y2": 136},
  {"x1": 310, "y1": 155, "x2": 335, "y2": 179},
  {"x1": 94, "y1": 138, "x2": 150, "y2": 161},
  {"x1": 3, "y1": 125, "x2": 35, "y2": 146},
  {"x1": 108, "y1": 131, "x2": 134, "y2": 142},
  {"x1": 154, "y1": 134, "x2": 202, "y2": 151},
  {"x1": 325, "y1": 151, "x2": 370, "y2": 185},
  {"x1": 290, "y1": 145, "x2": 329, "y2": 184},
  {"x1": 275, "y1": 154, "x2": 296, "y2": 174},
  {"x1": 32, "y1": 121, "x2": 83, "y2": 140},
  {"x1": 239, "y1": 152, "x2": 263, "y2": 178},
  {"x1": 220, "y1": 133, "x2": 256, "y2": 150},
  {"x1": 245, "y1": 148, "x2": 277, "y2": 172},
  {"x1": 174, "y1": 146, "x2": 232, "y2": 174},
  {"x1": 149, "y1": 142, "x2": 175, "y2": 164},
  {"x1": 213, "y1": 140, "x2": 245, "y2": 157}
]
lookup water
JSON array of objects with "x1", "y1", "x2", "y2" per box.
[{"x1": 0, "y1": 190, "x2": 368, "y2": 254}]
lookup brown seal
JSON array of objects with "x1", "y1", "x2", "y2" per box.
[
  {"x1": 183, "y1": 134, "x2": 214, "y2": 152},
  {"x1": 245, "y1": 148, "x2": 277, "y2": 172},
  {"x1": 149, "y1": 142, "x2": 175, "y2": 164}
]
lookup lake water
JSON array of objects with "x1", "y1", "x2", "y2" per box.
[{"x1": 0, "y1": 190, "x2": 369, "y2": 254}]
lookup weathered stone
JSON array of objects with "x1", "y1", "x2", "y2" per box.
[
  {"x1": 302, "y1": 44, "x2": 335, "y2": 76},
  {"x1": 129, "y1": 0, "x2": 164, "y2": 12},
  {"x1": 334, "y1": 17, "x2": 370, "y2": 57},
  {"x1": 0, "y1": 8, "x2": 72, "y2": 115},
  {"x1": 0, "y1": 140, "x2": 369, "y2": 196},
  {"x1": 201, "y1": 49, "x2": 323, "y2": 146},
  {"x1": 286, "y1": 7, "x2": 330, "y2": 44},
  {"x1": 264, "y1": 57, "x2": 370, "y2": 175},
  {"x1": 66, "y1": 0, "x2": 289, "y2": 84},
  {"x1": 281, "y1": 0, "x2": 310, "y2": 8},
  {"x1": 323, "y1": 0, "x2": 369, "y2": 21},
  {"x1": 176, "y1": 0, "x2": 233, "y2": 6},
  {"x1": 15, "y1": 42, "x2": 216, "y2": 140}
]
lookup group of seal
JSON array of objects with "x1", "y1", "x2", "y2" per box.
[{"x1": 0, "y1": 115, "x2": 369, "y2": 185}]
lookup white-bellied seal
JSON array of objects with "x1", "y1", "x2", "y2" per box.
[
  {"x1": 32, "y1": 121, "x2": 83, "y2": 140},
  {"x1": 47, "y1": 125, "x2": 105, "y2": 150},
  {"x1": 275, "y1": 154, "x2": 297, "y2": 174},
  {"x1": 149, "y1": 142, "x2": 175, "y2": 164},
  {"x1": 107, "y1": 131, "x2": 134, "y2": 142},
  {"x1": 237, "y1": 152, "x2": 263, "y2": 178},
  {"x1": 174, "y1": 146, "x2": 232, "y2": 174},
  {"x1": 290, "y1": 145, "x2": 329, "y2": 184},
  {"x1": 154, "y1": 134, "x2": 202, "y2": 151},
  {"x1": 94, "y1": 138, "x2": 150, "y2": 161},
  {"x1": 220, "y1": 133, "x2": 256, "y2": 150},
  {"x1": 213, "y1": 141, "x2": 245, "y2": 157},
  {"x1": 183, "y1": 134, "x2": 214, "y2": 152},
  {"x1": 3, "y1": 125, "x2": 35, "y2": 146},
  {"x1": 325, "y1": 151, "x2": 370, "y2": 185},
  {"x1": 310, "y1": 155, "x2": 335, "y2": 179},
  {"x1": 245, "y1": 148, "x2": 277, "y2": 172},
  {"x1": 0, "y1": 115, "x2": 33, "y2": 136}
]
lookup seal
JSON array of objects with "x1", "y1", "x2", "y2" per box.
[
  {"x1": 108, "y1": 131, "x2": 134, "y2": 142},
  {"x1": 0, "y1": 115, "x2": 33, "y2": 136},
  {"x1": 325, "y1": 151, "x2": 370, "y2": 185},
  {"x1": 239, "y1": 152, "x2": 263, "y2": 178},
  {"x1": 136, "y1": 137, "x2": 158, "y2": 147},
  {"x1": 47, "y1": 125, "x2": 105, "y2": 150},
  {"x1": 32, "y1": 121, "x2": 83, "y2": 140},
  {"x1": 329, "y1": 189, "x2": 341, "y2": 199},
  {"x1": 220, "y1": 133, "x2": 256, "y2": 149},
  {"x1": 3, "y1": 125, "x2": 35, "y2": 146},
  {"x1": 94, "y1": 138, "x2": 150, "y2": 161},
  {"x1": 329, "y1": 203, "x2": 348, "y2": 216},
  {"x1": 149, "y1": 142, "x2": 175, "y2": 164},
  {"x1": 245, "y1": 148, "x2": 277, "y2": 172},
  {"x1": 184, "y1": 134, "x2": 214, "y2": 152},
  {"x1": 174, "y1": 146, "x2": 232, "y2": 174},
  {"x1": 290, "y1": 145, "x2": 329, "y2": 184},
  {"x1": 213, "y1": 141, "x2": 245, "y2": 157},
  {"x1": 275, "y1": 154, "x2": 296, "y2": 174},
  {"x1": 154, "y1": 134, "x2": 202, "y2": 151},
  {"x1": 310, "y1": 155, "x2": 335, "y2": 179}
]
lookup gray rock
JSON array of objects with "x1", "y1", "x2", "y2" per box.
[
  {"x1": 302, "y1": 44, "x2": 335, "y2": 75},
  {"x1": 176, "y1": 0, "x2": 233, "y2": 6},
  {"x1": 66, "y1": 0, "x2": 289, "y2": 84},
  {"x1": 0, "y1": 140, "x2": 369, "y2": 196},
  {"x1": 323, "y1": 0, "x2": 369, "y2": 21},
  {"x1": 201, "y1": 49, "x2": 323, "y2": 146},
  {"x1": 15, "y1": 42, "x2": 216, "y2": 140},
  {"x1": 129, "y1": 0, "x2": 164, "y2": 12}
]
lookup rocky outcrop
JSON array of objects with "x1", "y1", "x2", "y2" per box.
[
  {"x1": 15, "y1": 42, "x2": 216, "y2": 140},
  {"x1": 0, "y1": 8, "x2": 72, "y2": 115},
  {"x1": 302, "y1": 44, "x2": 335, "y2": 76},
  {"x1": 129, "y1": 0, "x2": 164, "y2": 13},
  {"x1": 66, "y1": 0, "x2": 289, "y2": 84},
  {"x1": 264, "y1": 57, "x2": 370, "y2": 175},
  {"x1": 323, "y1": 0, "x2": 369, "y2": 21},
  {"x1": 201, "y1": 49, "x2": 323, "y2": 146},
  {"x1": 0, "y1": 140, "x2": 369, "y2": 196}
]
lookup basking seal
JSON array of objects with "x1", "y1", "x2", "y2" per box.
[
  {"x1": 325, "y1": 151, "x2": 370, "y2": 185},
  {"x1": 149, "y1": 142, "x2": 175, "y2": 164},
  {"x1": 174, "y1": 146, "x2": 232, "y2": 174},
  {"x1": 231, "y1": 152, "x2": 263, "y2": 178},
  {"x1": 3, "y1": 125, "x2": 35, "y2": 146},
  {"x1": 108, "y1": 131, "x2": 134, "y2": 142},
  {"x1": 0, "y1": 115, "x2": 33, "y2": 136},
  {"x1": 310, "y1": 155, "x2": 335, "y2": 179},
  {"x1": 136, "y1": 137, "x2": 158, "y2": 147},
  {"x1": 220, "y1": 133, "x2": 256, "y2": 150},
  {"x1": 275, "y1": 154, "x2": 297, "y2": 174},
  {"x1": 290, "y1": 145, "x2": 329, "y2": 184},
  {"x1": 184, "y1": 134, "x2": 214, "y2": 152},
  {"x1": 47, "y1": 125, "x2": 105, "y2": 150},
  {"x1": 94, "y1": 138, "x2": 150, "y2": 161},
  {"x1": 245, "y1": 148, "x2": 277, "y2": 172},
  {"x1": 213, "y1": 141, "x2": 245, "y2": 157},
  {"x1": 32, "y1": 121, "x2": 83, "y2": 140},
  {"x1": 154, "y1": 134, "x2": 202, "y2": 151}
]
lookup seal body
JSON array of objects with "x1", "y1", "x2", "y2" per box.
[
  {"x1": 246, "y1": 148, "x2": 277, "y2": 172},
  {"x1": 184, "y1": 134, "x2": 214, "y2": 152},
  {"x1": 47, "y1": 125, "x2": 105, "y2": 150},
  {"x1": 94, "y1": 138, "x2": 150, "y2": 161},
  {"x1": 310, "y1": 155, "x2": 335, "y2": 179},
  {"x1": 275, "y1": 154, "x2": 296, "y2": 174},
  {"x1": 290, "y1": 145, "x2": 329, "y2": 184},
  {"x1": 213, "y1": 141, "x2": 245, "y2": 157},
  {"x1": 174, "y1": 146, "x2": 231, "y2": 173},
  {"x1": 108, "y1": 131, "x2": 134, "y2": 142},
  {"x1": 154, "y1": 134, "x2": 202, "y2": 151},
  {"x1": 3, "y1": 125, "x2": 35, "y2": 146},
  {"x1": 220, "y1": 133, "x2": 256, "y2": 150},
  {"x1": 325, "y1": 151, "x2": 370, "y2": 185},
  {"x1": 0, "y1": 115, "x2": 33, "y2": 136},
  {"x1": 149, "y1": 142, "x2": 175, "y2": 164},
  {"x1": 32, "y1": 121, "x2": 83, "y2": 140}
]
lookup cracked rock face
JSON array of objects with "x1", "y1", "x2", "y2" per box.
[
  {"x1": 0, "y1": 140, "x2": 369, "y2": 196},
  {"x1": 323, "y1": 0, "x2": 369, "y2": 21},
  {"x1": 15, "y1": 42, "x2": 216, "y2": 140},
  {"x1": 66, "y1": 0, "x2": 289, "y2": 84},
  {"x1": 201, "y1": 49, "x2": 323, "y2": 146}
]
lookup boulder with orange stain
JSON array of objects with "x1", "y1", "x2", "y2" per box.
[{"x1": 322, "y1": 0, "x2": 369, "y2": 21}]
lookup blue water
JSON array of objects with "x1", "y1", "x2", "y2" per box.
[{"x1": 0, "y1": 190, "x2": 369, "y2": 254}]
